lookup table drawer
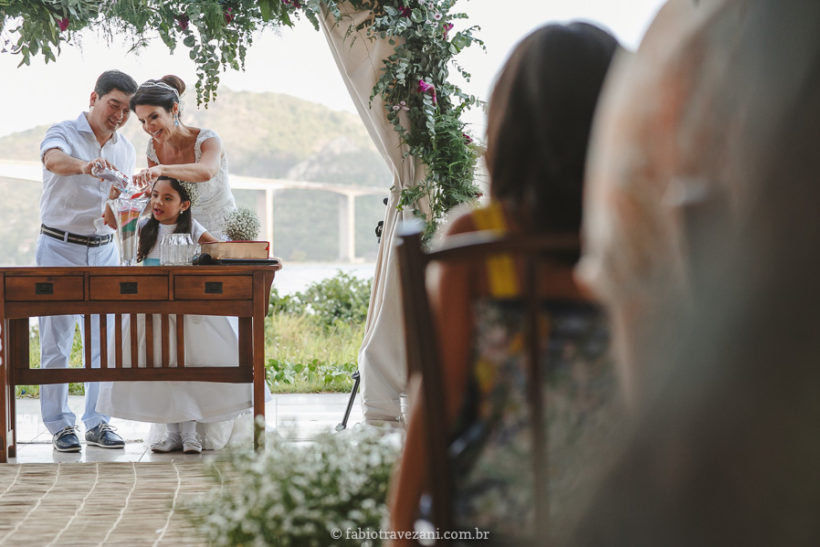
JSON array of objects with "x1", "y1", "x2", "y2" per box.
[
  {"x1": 89, "y1": 276, "x2": 168, "y2": 300},
  {"x1": 5, "y1": 276, "x2": 84, "y2": 301},
  {"x1": 174, "y1": 275, "x2": 252, "y2": 300}
]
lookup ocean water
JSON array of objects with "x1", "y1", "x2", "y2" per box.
[{"x1": 273, "y1": 262, "x2": 376, "y2": 295}]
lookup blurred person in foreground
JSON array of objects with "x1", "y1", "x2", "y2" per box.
[
  {"x1": 389, "y1": 22, "x2": 620, "y2": 545},
  {"x1": 562, "y1": 1, "x2": 820, "y2": 544}
]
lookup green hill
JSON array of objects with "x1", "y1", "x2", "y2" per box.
[{"x1": 0, "y1": 89, "x2": 389, "y2": 264}]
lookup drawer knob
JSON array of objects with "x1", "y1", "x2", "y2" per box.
[
  {"x1": 205, "y1": 281, "x2": 223, "y2": 294},
  {"x1": 120, "y1": 282, "x2": 138, "y2": 294},
  {"x1": 35, "y1": 282, "x2": 54, "y2": 295}
]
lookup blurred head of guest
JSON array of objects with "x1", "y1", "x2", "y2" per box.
[
  {"x1": 485, "y1": 21, "x2": 619, "y2": 236},
  {"x1": 562, "y1": 1, "x2": 820, "y2": 544}
]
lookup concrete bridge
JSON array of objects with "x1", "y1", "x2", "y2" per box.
[{"x1": 0, "y1": 160, "x2": 386, "y2": 262}]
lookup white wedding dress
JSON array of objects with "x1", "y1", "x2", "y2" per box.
[
  {"x1": 95, "y1": 313, "x2": 266, "y2": 449},
  {"x1": 96, "y1": 130, "x2": 265, "y2": 450}
]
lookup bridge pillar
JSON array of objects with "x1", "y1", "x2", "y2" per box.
[
  {"x1": 265, "y1": 188, "x2": 275, "y2": 255},
  {"x1": 338, "y1": 193, "x2": 356, "y2": 262}
]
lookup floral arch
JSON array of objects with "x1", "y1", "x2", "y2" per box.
[{"x1": 1, "y1": 0, "x2": 483, "y2": 422}]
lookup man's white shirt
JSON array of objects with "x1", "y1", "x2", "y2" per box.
[{"x1": 39, "y1": 112, "x2": 136, "y2": 236}]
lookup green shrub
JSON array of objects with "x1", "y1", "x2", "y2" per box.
[
  {"x1": 268, "y1": 286, "x2": 307, "y2": 316},
  {"x1": 301, "y1": 271, "x2": 372, "y2": 327},
  {"x1": 269, "y1": 271, "x2": 372, "y2": 330}
]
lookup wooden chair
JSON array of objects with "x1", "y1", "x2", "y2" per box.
[{"x1": 396, "y1": 223, "x2": 585, "y2": 544}]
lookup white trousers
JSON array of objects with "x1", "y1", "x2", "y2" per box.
[{"x1": 35, "y1": 234, "x2": 118, "y2": 434}]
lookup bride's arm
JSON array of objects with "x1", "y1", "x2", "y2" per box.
[{"x1": 136, "y1": 137, "x2": 221, "y2": 184}]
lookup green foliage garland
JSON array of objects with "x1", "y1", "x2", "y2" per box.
[{"x1": 1, "y1": 0, "x2": 482, "y2": 236}]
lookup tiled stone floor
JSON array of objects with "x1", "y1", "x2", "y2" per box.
[{"x1": 8, "y1": 392, "x2": 363, "y2": 463}]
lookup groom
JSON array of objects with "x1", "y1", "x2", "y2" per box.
[{"x1": 37, "y1": 70, "x2": 138, "y2": 452}]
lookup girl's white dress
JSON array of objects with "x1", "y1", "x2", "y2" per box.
[
  {"x1": 96, "y1": 219, "x2": 269, "y2": 450},
  {"x1": 147, "y1": 128, "x2": 237, "y2": 240}
]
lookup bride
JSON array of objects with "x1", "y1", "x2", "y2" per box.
[
  {"x1": 97, "y1": 75, "x2": 267, "y2": 451},
  {"x1": 130, "y1": 74, "x2": 236, "y2": 239}
]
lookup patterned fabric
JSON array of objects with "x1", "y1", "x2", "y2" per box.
[
  {"x1": 450, "y1": 299, "x2": 608, "y2": 540},
  {"x1": 441, "y1": 204, "x2": 611, "y2": 542}
]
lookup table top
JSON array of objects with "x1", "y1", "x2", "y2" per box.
[{"x1": 0, "y1": 263, "x2": 282, "y2": 276}]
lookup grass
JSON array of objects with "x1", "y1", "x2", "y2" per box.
[
  {"x1": 15, "y1": 314, "x2": 362, "y2": 398},
  {"x1": 264, "y1": 314, "x2": 362, "y2": 393}
]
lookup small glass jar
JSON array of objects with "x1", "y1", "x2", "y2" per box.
[{"x1": 160, "y1": 233, "x2": 196, "y2": 265}]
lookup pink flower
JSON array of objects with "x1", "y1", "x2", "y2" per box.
[
  {"x1": 418, "y1": 79, "x2": 437, "y2": 105},
  {"x1": 418, "y1": 79, "x2": 434, "y2": 93},
  {"x1": 463, "y1": 133, "x2": 473, "y2": 144},
  {"x1": 224, "y1": 7, "x2": 234, "y2": 23},
  {"x1": 443, "y1": 22, "x2": 454, "y2": 39},
  {"x1": 175, "y1": 13, "x2": 189, "y2": 31},
  {"x1": 399, "y1": 7, "x2": 411, "y2": 17},
  {"x1": 57, "y1": 17, "x2": 69, "y2": 32}
]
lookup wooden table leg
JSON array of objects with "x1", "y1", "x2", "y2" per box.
[
  {"x1": 253, "y1": 272, "x2": 267, "y2": 451},
  {"x1": 0, "y1": 272, "x2": 7, "y2": 463},
  {"x1": 1, "y1": 319, "x2": 8, "y2": 463},
  {"x1": 6, "y1": 319, "x2": 27, "y2": 459}
]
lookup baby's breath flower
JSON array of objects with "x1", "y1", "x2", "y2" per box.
[
  {"x1": 224, "y1": 207, "x2": 261, "y2": 241},
  {"x1": 179, "y1": 181, "x2": 200, "y2": 206},
  {"x1": 186, "y1": 425, "x2": 403, "y2": 545}
]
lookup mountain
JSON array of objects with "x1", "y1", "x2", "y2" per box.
[
  {"x1": 0, "y1": 89, "x2": 390, "y2": 264},
  {"x1": 0, "y1": 88, "x2": 388, "y2": 183}
]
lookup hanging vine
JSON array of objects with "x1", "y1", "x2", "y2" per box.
[{"x1": 1, "y1": 0, "x2": 483, "y2": 237}]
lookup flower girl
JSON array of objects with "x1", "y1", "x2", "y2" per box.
[
  {"x1": 97, "y1": 176, "x2": 266, "y2": 454},
  {"x1": 137, "y1": 176, "x2": 217, "y2": 265}
]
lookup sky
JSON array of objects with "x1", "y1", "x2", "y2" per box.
[{"x1": 0, "y1": 0, "x2": 666, "y2": 138}]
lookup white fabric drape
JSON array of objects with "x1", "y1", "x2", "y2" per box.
[{"x1": 320, "y1": 5, "x2": 428, "y2": 422}]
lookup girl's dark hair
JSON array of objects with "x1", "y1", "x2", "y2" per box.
[
  {"x1": 137, "y1": 176, "x2": 193, "y2": 262},
  {"x1": 486, "y1": 22, "x2": 618, "y2": 234},
  {"x1": 129, "y1": 74, "x2": 186, "y2": 113}
]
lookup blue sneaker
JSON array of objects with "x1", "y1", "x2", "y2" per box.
[
  {"x1": 85, "y1": 423, "x2": 125, "y2": 449},
  {"x1": 53, "y1": 426, "x2": 81, "y2": 452}
]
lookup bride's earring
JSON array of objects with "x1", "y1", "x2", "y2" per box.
[{"x1": 174, "y1": 114, "x2": 180, "y2": 127}]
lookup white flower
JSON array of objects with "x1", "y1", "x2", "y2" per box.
[
  {"x1": 179, "y1": 181, "x2": 200, "y2": 206},
  {"x1": 186, "y1": 425, "x2": 403, "y2": 545},
  {"x1": 224, "y1": 207, "x2": 261, "y2": 241}
]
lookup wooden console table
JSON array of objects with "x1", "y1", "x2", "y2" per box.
[{"x1": 0, "y1": 264, "x2": 281, "y2": 463}]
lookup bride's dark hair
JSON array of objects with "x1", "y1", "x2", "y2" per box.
[
  {"x1": 130, "y1": 75, "x2": 185, "y2": 114},
  {"x1": 137, "y1": 177, "x2": 193, "y2": 263}
]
